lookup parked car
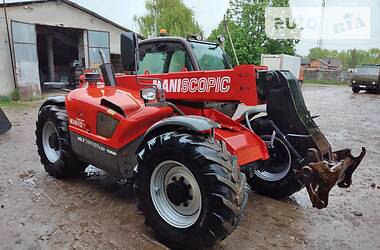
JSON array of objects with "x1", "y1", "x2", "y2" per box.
[{"x1": 351, "y1": 64, "x2": 380, "y2": 93}]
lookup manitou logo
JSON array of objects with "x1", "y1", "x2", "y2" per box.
[
  {"x1": 69, "y1": 118, "x2": 85, "y2": 129},
  {"x1": 153, "y1": 77, "x2": 231, "y2": 93}
]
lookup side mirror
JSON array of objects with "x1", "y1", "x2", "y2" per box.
[{"x1": 121, "y1": 32, "x2": 139, "y2": 72}]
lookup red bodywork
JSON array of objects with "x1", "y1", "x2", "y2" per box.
[{"x1": 66, "y1": 65, "x2": 269, "y2": 166}]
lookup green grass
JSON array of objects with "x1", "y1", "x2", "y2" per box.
[
  {"x1": 0, "y1": 88, "x2": 43, "y2": 108},
  {"x1": 0, "y1": 96, "x2": 26, "y2": 108},
  {"x1": 303, "y1": 80, "x2": 348, "y2": 86}
]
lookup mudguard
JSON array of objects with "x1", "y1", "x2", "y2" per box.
[
  {"x1": 137, "y1": 115, "x2": 220, "y2": 153},
  {"x1": 0, "y1": 108, "x2": 12, "y2": 134},
  {"x1": 39, "y1": 96, "x2": 66, "y2": 111},
  {"x1": 148, "y1": 115, "x2": 221, "y2": 133}
]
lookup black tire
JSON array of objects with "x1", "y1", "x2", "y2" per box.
[
  {"x1": 36, "y1": 105, "x2": 88, "y2": 178},
  {"x1": 352, "y1": 86, "x2": 360, "y2": 93},
  {"x1": 216, "y1": 103, "x2": 239, "y2": 118},
  {"x1": 137, "y1": 132, "x2": 248, "y2": 249},
  {"x1": 246, "y1": 117, "x2": 303, "y2": 199}
]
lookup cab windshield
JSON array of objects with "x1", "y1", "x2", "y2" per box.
[
  {"x1": 190, "y1": 41, "x2": 231, "y2": 70},
  {"x1": 354, "y1": 67, "x2": 380, "y2": 76}
]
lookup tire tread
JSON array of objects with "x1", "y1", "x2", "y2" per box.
[
  {"x1": 36, "y1": 105, "x2": 87, "y2": 178},
  {"x1": 137, "y1": 132, "x2": 248, "y2": 249}
]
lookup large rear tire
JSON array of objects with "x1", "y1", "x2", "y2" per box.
[
  {"x1": 137, "y1": 132, "x2": 248, "y2": 249},
  {"x1": 36, "y1": 105, "x2": 88, "y2": 178},
  {"x1": 246, "y1": 117, "x2": 303, "y2": 199}
]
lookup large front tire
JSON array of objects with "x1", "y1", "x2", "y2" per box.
[
  {"x1": 246, "y1": 117, "x2": 303, "y2": 199},
  {"x1": 137, "y1": 132, "x2": 248, "y2": 249},
  {"x1": 352, "y1": 86, "x2": 360, "y2": 93},
  {"x1": 36, "y1": 105, "x2": 88, "y2": 178}
]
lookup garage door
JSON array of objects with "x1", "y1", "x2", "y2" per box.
[{"x1": 12, "y1": 21, "x2": 41, "y2": 98}]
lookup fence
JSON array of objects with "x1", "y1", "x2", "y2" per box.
[{"x1": 303, "y1": 69, "x2": 351, "y2": 83}]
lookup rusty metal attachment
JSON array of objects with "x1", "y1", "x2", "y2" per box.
[
  {"x1": 298, "y1": 147, "x2": 366, "y2": 209},
  {"x1": 0, "y1": 108, "x2": 12, "y2": 134}
]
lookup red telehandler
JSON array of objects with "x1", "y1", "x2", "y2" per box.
[{"x1": 35, "y1": 32, "x2": 365, "y2": 249}]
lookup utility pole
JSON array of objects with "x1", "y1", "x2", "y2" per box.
[
  {"x1": 223, "y1": 15, "x2": 239, "y2": 66},
  {"x1": 317, "y1": 0, "x2": 326, "y2": 49},
  {"x1": 153, "y1": 0, "x2": 158, "y2": 37},
  {"x1": 2, "y1": 0, "x2": 17, "y2": 90}
]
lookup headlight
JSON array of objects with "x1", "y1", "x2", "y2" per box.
[
  {"x1": 352, "y1": 80, "x2": 356, "y2": 83},
  {"x1": 140, "y1": 88, "x2": 157, "y2": 101},
  {"x1": 373, "y1": 82, "x2": 376, "y2": 85}
]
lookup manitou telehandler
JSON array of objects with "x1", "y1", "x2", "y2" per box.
[{"x1": 36, "y1": 32, "x2": 365, "y2": 249}]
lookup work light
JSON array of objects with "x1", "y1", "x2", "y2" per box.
[{"x1": 140, "y1": 88, "x2": 157, "y2": 101}]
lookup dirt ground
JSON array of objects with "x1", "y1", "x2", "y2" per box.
[{"x1": 0, "y1": 84, "x2": 379, "y2": 250}]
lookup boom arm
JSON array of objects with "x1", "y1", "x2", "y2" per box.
[{"x1": 116, "y1": 65, "x2": 267, "y2": 106}]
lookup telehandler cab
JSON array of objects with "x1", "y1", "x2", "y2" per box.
[{"x1": 36, "y1": 32, "x2": 365, "y2": 249}]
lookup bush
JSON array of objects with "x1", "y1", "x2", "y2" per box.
[{"x1": 10, "y1": 90, "x2": 20, "y2": 101}]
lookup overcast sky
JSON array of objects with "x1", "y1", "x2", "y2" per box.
[{"x1": 5, "y1": 0, "x2": 380, "y2": 55}]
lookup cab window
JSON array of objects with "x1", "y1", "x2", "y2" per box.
[
  {"x1": 168, "y1": 50, "x2": 186, "y2": 72},
  {"x1": 190, "y1": 42, "x2": 231, "y2": 70},
  {"x1": 138, "y1": 52, "x2": 166, "y2": 74},
  {"x1": 138, "y1": 42, "x2": 193, "y2": 74}
]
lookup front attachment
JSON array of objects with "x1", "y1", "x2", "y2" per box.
[
  {"x1": 0, "y1": 108, "x2": 12, "y2": 134},
  {"x1": 298, "y1": 148, "x2": 366, "y2": 209},
  {"x1": 255, "y1": 70, "x2": 366, "y2": 208}
]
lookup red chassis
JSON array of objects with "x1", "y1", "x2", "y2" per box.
[
  {"x1": 36, "y1": 33, "x2": 365, "y2": 249},
  {"x1": 66, "y1": 64, "x2": 270, "y2": 167},
  {"x1": 66, "y1": 60, "x2": 365, "y2": 209}
]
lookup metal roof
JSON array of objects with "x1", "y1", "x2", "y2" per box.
[
  {"x1": 311, "y1": 58, "x2": 342, "y2": 68},
  {"x1": 0, "y1": 0, "x2": 144, "y2": 39}
]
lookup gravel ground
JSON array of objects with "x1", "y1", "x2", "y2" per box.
[{"x1": 0, "y1": 84, "x2": 379, "y2": 250}]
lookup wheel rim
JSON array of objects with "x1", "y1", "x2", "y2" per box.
[
  {"x1": 150, "y1": 160, "x2": 202, "y2": 229},
  {"x1": 254, "y1": 136, "x2": 291, "y2": 182},
  {"x1": 42, "y1": 121, "x2": 61, "y2": 163}
]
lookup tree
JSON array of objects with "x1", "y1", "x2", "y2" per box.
[
  {"x1": 135, "y1": 0, "x2": 202, "y2": 38},
  {"x1": 308, "y1": 48, "x2": 334, "y2": 60},
  {"x1": 368, "y1": 48, "x2": 380, "y2": 64},
  {"x1": 307, "y1": 48, "x2": 380, "y2": 68},
  {"x1": 208, "y1": 0, "x2": 299, "y2": 65},
  {"x1": 348, "y1": 49, "x2": 359, "y2": 68}
]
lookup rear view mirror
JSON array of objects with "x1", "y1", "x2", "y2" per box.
[{"x1": 121, "y1": 32, "x2": 139, "y2": 72}]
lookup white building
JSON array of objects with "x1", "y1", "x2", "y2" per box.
[{"x1": 0, "y1": 0, "x2": 141, "y2": 99}]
